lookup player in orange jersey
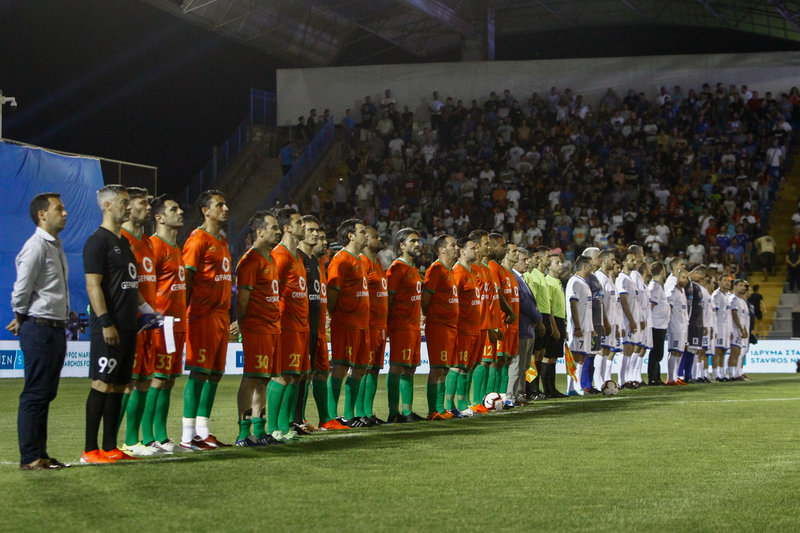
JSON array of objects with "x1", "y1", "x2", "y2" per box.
[
  {"x1": 450, "y1": 237, "x2": 482, "y2": 417},
  {"x1": 119, "y1": 187, "x2": 160, "y2": 457},
  {"x1": 180, "y1": 190, "x2": 233, "y2": 450},
  {"x1": 327, "y1": 218, "x2": 370, "y2": 427},
  {"x1": 468, "y1": 230, "x2": 493, "y2": 413},
  {"x1": 269, "y1": 208, "x2": 309, "y2": 442},
  {"x1": 485, "y1": 233, "x2": 517, "y2": 396},
  {"x1": 143, "y1": 194, "x2": 187, "y2": 454},
  {"x1": 234, "y1": 211, "x2": 283, "y2": 446},
  {"x1": 359, "y1": 227, "x2": 388, "y2": 426},
  {"x1": 497, "y1": 242, "x2": 521, "y2": 405},
  {"x1": 422, "y1": 234, "x2": 459, "y2": 420},
  {"x1": 385, "y1": 228, "x2": 425, "y2": 423}
]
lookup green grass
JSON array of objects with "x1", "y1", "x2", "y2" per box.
[{"x1": 2, "y1": 375, "x2": 799, "y2": 532}]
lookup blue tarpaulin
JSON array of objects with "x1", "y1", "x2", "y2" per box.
[{"x1": 0, "y1": 142, "x2": 103, "y2": 340}]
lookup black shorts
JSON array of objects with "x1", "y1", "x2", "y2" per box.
[
  {"x1": 90, "y1": 331, "x2": 136, "y2": 384},
  {"x1": 534, "y1": 313, "x2": 551, "y2": 351},
  {"x1": 546, "y1": 317, "x2": 567, "y2": 359},
  {"x1": 688, "y1": 325, "x2": 703, "y2": 348}
]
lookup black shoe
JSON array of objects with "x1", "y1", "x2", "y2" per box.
[
  {"x1": 370, "y1": 415, "x2": 386, "y2": 425},
  {"x1": 290, "y1": 423, "x2": 311, "y2": 436},
  {"x1": 533, "y1": 393, "x2": 549, "y2": 401},
  {"x1": 404, "y1": 412, "x2": 426, "y2": 422},
  {"x1": 360, "y1": 416, "x2": 376, "y2": 427},
  {"x1": 256, "y1": 434, "x2": 283, "y2": 445},
  {"x1": 550, "y1": 390, "x2": 567, "y2": 398},
  {"x1": 387, "y1": 414, "x2": 408, "y2": 424},
  {"x1": 339, "y1": 417, "x2": 367, "y2": 428}
]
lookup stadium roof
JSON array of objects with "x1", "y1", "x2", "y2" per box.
[{"x1": 141, "y1": 0, "x2": 800, "y2": 66}]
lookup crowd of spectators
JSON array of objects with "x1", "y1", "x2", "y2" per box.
[{"x1": 294, "y1": 82, "x2": 800, "y2": 279}]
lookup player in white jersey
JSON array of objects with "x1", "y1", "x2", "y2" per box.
[
  {"x1": 711, "y1": 275, "x2": 732, "y2": 381},
  {"x1": 594, "y1": 250, "x2": 619, "y2": 387},
  {"x1": 647, "y1": 262, "x2": 669, "y2": 385},
  {"x1": 697, "y1": 271, "x2": 715, "y2": 382},
  {"x1": 565, "y1": 256, "x2": 594, "y2": 396},
  {"x1": 666, "y1": 269, "x2": 689, "y2": 385},
  {"x1": 615, "y1": 251, "x2": 639, "y2": 388},
  {"x1": 628, "y1": 246, "x2": 649, "y2": 385},
  {"x1": 738, "y1": 282, "x2": 753, "y2": 380},
  {"x1": 727, "y1": 280, "x2": 749, "y2": 380}
]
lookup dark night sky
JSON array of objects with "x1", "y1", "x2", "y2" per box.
[{"x1": 1, "y1": 1, "x2": 797, "y2": 195}]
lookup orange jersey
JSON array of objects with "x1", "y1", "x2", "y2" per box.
[
  {"x1": 386, "y1": 258, "x2": 422, "y2": 331},
  {"x1": 318, "y1": 258, "x2": 328, "y2": 339},
  {"x1": 497, "y1": 264, "x2": 520, "y2": 325},
  {"x1": 453, "y1": 262, "x2": 481, "y2": 334},
  {"x1": 236, "y1": 247, "x2": 281, "y2": 334},
  {"x1": 150, "y1": 234, "x2": 187, "y2": 331},
  {"x1": 361, "y1": 254, "x2": 388, "y2": 330},
  {"x1": 327, "y1": 249, "x2": 369, "y2": 330},
  {"x1": 423, "y1": 260, "x2": 458, "y2": 327},
  {"x1": 121, "y1": 228, "x2": 156, "y2": 308},
  {"x1": 271, "y1": 243, "x2": 309, "y2": 332},
  {"x1": 182, "y1": 228, "x2": 232, "y2": 317},
  {"x1": 486, "y1": 260, "x2": 503, "y2": 329},
  {"x1": 472, "y1": 262, "x2": 492, "y2": 331}
]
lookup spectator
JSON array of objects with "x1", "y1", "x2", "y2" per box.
[
  {"x1": 786, "y1": 242, "x2": 800, "y2": 292},
  {"x1": 755, "y1": 232, "x2": 777, "y2": 280},
  {"x1": 279, "y1": 141, "x2": 294, "y2": 176}
]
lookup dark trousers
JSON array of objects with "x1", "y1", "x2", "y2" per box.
[
  {"x1": 18, "y1": 320, "x2": 66, "y2": 464},
  {"x1": 648, "y1": 328, "x2": 666, "y2": 383}
]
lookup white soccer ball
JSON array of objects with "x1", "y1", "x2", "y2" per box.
[
  {"x1": 483, "y1": 392, "x2": 505, "y2": 411},
  {"x1": 499, "y1": 393, "x2": 508, "y2": 403},
  {"x1": 601, "y1": 380, "x2": 620, "y2": 396}
]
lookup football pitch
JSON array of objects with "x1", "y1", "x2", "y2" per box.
[{"x1": 2, "y1": 374, "x2": 799, "y2": 532}]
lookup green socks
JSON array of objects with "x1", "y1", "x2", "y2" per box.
[
  {"x1": 487, "y1": 367, "x2": 499, "y2": 394},
  {"x1": 456, "y1": 371, "x2": 469, "y2": 410},
  {"x1": 266, "y1": 380, "x2": 285, "y2": 434},
  {"x1": 426, "y1": 382, "x2": 438, "y2": 415},
  {"x1": 500, "y1": 365, "x2": 509, "y2": 396},
  {"x1": 278, "y1": 383, "x2": 298, "y2": 433},
  {"x1": 312, "y1": 377, "x2": 330, "y2": 424},
  {"x1": 343, "y1": 376, "x2": 361, "y2": 420},
  {"x1": 124, "y1": 388, "x2": 146, "y2": 446},
  {"x1": 472, "y1": 365, "x2": 487, "y2": 404},
  {"x1": 355, "y1": 377, "x2": 367, "y2": 418},
  {"x1": 182, "y1": 376, "x2": 203, "y2": 418},
  {"x1": 444, "y1": 371, "x2": 459, "y2": 410},
  {"x1": 252, "y1": 417, "x2": 266, "y2": 438},
  {"x1": 362, "y1": 372, "x2": 378, "y2": 417},
  {"x1": 238, "y1": 418, "x2": 252, "y2": 440},
  {"x1": 436, "y1": 382, "x2": 446, "y2": 413},
  {"x1": 399, "y1": 374, "x2": 414, "y2": 415},
  {"x1": 117, "y1": 392, "x2": 130, "y2": 433},
  {"x1": 154, "y1": 387, "x2": 171, "y2": 443},
  {"x1": 197, "y1": 380, "x2": 219, "y2": 418},
  {"x1": 387, "y1": 373, "x2": 401, "y2": 417},
  {"x1": 140, "y1": 386, "x2": 160, "y2": 444},
  {"x1": 328, "y1": 376, "x2": 344, "y2": 421}
]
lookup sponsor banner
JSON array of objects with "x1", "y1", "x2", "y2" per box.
[{"x1": 2, "y1": 339, "x2": 798, "y2": 378}]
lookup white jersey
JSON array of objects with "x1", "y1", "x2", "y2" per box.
[
  {"x1": 700, "y1": 285, "x2": 714, "y2": 348},
  {"x1": 566, "y1": 275, "x2": 593, "y2": 354},
  {"x1": 667, "y1": 284, "x2": 688, "y2": 353},
  {"x1": 615, "y1": 271, "x2": 637, "y2": 335},
  {"x1": 631, "y1": 270, "x2": 648, "y2": 323},
  {"x1": 730, "y1": 294, "x2": 748, "y2": 347},
  {"x1": 712, "y1": 288, "x2": 731, "y2": 350},
  {"x1": 640, "y1": 279, "x2": 653, "y2": 348},
  {"x1": 648, "y1": 280, "x2": 669, "y2": 329},
  {"x1": 664, "y1": 273, "x2": 677, "y2": 295},
  {"x1": 596, "y1": 269, "x2": 618, "y2": 349}
]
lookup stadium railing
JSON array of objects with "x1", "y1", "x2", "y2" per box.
[
  {"x1": 178, "y1": 89, "x2": 276, "y2": 208},
  {"x1": 230, "y1": 115, "x2": 335, "y2": 258}
]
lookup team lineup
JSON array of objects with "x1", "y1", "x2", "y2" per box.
[{"x1": 10, "y1": 186, "x2": 755, "y2": 466}]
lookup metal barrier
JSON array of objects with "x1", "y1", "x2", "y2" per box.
[
  {"x1": 231, "y1": 115, "x2": 335, "y2": 257},
  {"x1": 178, "y1": 89, "x2": 275, "y2": 207}
]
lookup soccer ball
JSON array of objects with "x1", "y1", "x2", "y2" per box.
[
  {"x1": 601, "y1": 380, "x2": 620, "y2": 396},
  {"x1": 483, "y1": 392, "x2": 505, "y2": 411}
]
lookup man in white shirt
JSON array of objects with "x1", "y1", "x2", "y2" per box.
[
  {"x1": 666, "y1": 269, "x2": 689, "y2": 385},
  {"x1": 647, "y1": 262, "x2": 669, "y2": 385},
  {"x1": 615, "y1": 251, "x2": 639, "y2": 388},
  {"x1": 565, "y1": 256, "x2": 593, "y2": 396},
  {"x1": 711, "y1": 275, "x2": 732, "y2": 381}
]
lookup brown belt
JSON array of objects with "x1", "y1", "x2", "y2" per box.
[{"x1": 31, "y1": 317, "x2": 67, "y2": 329}]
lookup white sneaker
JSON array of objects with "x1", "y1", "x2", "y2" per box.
[
  {"x1": 270, "y1": 430, "x2": 289, "y2": 443},
  {"x1": 121, "y1": 442, "x2": 160, "y2": 457},
  {"x1": 283, "y1": 429, "x2": 301, "y2": 441},
  {"x1": 461, "y1": 408, "x2": 475, "y2": 417},
  {"x1": 155, "y1": 440, "x2": 175, "y2": 454}
]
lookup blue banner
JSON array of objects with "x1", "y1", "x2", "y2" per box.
[{"x1": 0, "y1": 142, "x2": 104, "y2": 339}]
